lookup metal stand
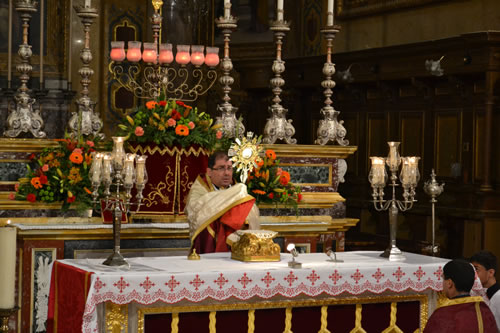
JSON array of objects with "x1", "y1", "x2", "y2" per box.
[
  {"x1": 326, "y1": 249, "x2": 343, "y2": 263},
  {"x1": 423, "y1": 169, "x2": 444, "y2": 256}
]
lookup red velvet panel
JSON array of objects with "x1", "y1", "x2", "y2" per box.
[
  {"x1": 291, "y1": 307, "x2": 322, "y2": 332},
  {"x1": 177, "y1": 311, "x2": 210, "y2": 333},
  {"x1": 327, "y1": 304, "x2": 356, "y2": 332},
  {"x1": 396, "y1": 301, "x2": 420, "y2": 332},
  {"x1": 361, "y1": 302, "x2": 391, "y2": 332}
]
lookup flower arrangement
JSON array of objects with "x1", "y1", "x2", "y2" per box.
[
  {"x1": 246, "y1": 149, "x2": 302, "y2": 212},
  {"x1": 13, "y1": 137, "x2": 97, "y2": 211},
  {"x1": 118, "y1": 97, "x2": 224, "y2": 150}
]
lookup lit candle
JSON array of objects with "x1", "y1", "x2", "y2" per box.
[
  {"x1": 175, "y1": 45, "x2": 191, "y2": 65},
  {"x1": 191, "y1": 45, "x2": 205, "y2": 66},
  {"x1": 110, "y1": 41, "x2": 126, "y2": 62},
  {"x1": 205, "y1": 47, "x2": 220, "y2": 67},
  {"x1": 224, "y1": 0, "x2": 231, "y2": 19},
  {"x1": 90, "y1": 153, "x2": 103, "y2": 183},
  {"x1": 277, "y1": 0, "x2": 284, "y2": 21},
  {"x1": 386, "y1": 141, "x2": 401, "y2": 171},
  {"x1": 111, "y1": 137, "x2": 126, "y2": 168},
  {"x1": 84, "y1": 0, "x2": 91, "y2": 8},
  {"x1": 407, "y1": 157, "x2": 420, "y2": 184},
  {"x1": 0, "y1": 223, "x2": 16, "y2": 309},
  {"x1": 126, "y1": 41, "x2": 142, "y2": 62},
  {"x1": 159, "y1": 43, "x2": 174, "y2": 64},
  {"x1": 142, "y1": 42, "x2": 157, "y2": 64},
  {"x1": 123, "y1": 154, "x2": 136, "y2": 185},
  {"x1": 370, "y1": 157, "x2": 385, "y2": 186},
  {"x1": 327, "y1": 0, "x2": 334, "y2": 26},
  {"x1": 136, "y1": 155, "x2": 148, "y2": 184},
  {"x1": 102, "y1": 154, "x2": 113, "y2": 182}
]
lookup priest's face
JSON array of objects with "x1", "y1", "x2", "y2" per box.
[
  {"x1": 472, "y1": 262, "x2": 495, "y2": 288},
  {"x1": 207, "y1": 157, "x2": 233, "y2": 188}
]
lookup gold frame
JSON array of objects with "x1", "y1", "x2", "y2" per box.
[{"x1": 336, "y1": 0, "x2": 451, "y2": 19}]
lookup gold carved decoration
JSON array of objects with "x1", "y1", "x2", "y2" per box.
[
  {"x1": 171, "y1": 313, "x2": 179, "y2": 333},
  {"x1": 381, "y1": 303, "x2": 403, "y2": 333},
  {"x1": 106, "y1": 303, "x2": 128, "y2": 333},
  {"x1": 209, "y1": 311, "x2": 216, "y2": 333},
  {"x1": 351, "y1": 304, "x2": 367, "y2": 333},
  {"x1": 318, "y1": 306, "x2": 331, "y2": 333},
  {"x1": 284, "y1": 307, "x2": 293, "y2": 333},
  {"x1": 229, "y1": 133, "x2": 263, "y2": 183},
  {"x1": 142, "y1": 166, "x2": 174, "y2": 208},
  {"x1": 231, "y1": 230, "x2": 281, "y2": 262},
  {"x1": 248, "y1": 309, "x2": 256, "y2": 333}
]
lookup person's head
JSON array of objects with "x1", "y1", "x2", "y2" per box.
[
  {"x1": 471, "y1": 250, "x2": 497, "y2": 288},
  {"x1": 442, "y1": 259, "x2": 475, "y2": 298},
  {"x1": 206, "y1": 151, "x2": 233, "y2": 188}
]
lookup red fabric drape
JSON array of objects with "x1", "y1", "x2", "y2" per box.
[{"x1": 46, "y1": 261, "x2": 93, "y2": 333}]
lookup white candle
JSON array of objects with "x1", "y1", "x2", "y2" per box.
[
  {"x1": 136, "y1": 155, "x2": 147, "y2": 184},
  {"x1": 277, "y1": 0, "x2": 284, "y2": 21},
  {"x1": 111, "y1": 137, "x2": 126, "y2": 168},
  {"x1": 327, "y1": 0, "x2": 334, "y2": 26},
  {"x1": 124, "y1": 154, "x2": 136, "y2": 185},
  {"x1": 102, "y1": 154, "x2": 113, "y2": 182},
  {"x1": 84, "y1": 0, "x2": 91, "y2": 8},
  {"x1": 370, "y1": 157, "x2": 385, "y2": 185},
  {"x1": 91, "y1": 153, "x2": 102, "y2": 183},
  {"x1": 224, "y1": 0, "x2": 231, "y2": 19},
  {"x1": 0, "y1": 224, "x2": 17, "y2": 309},
  {"x1": 387, "y1": 142, "x2": 401, "y2": 170}
]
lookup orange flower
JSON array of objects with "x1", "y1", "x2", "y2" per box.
[
  {"x1": 265, "y1": 149, "x2": 276, "y2": 160},
  {"x1": 84, "y1": 187, "x2": 92, "y2": 194},
  {"x1": 256, "y1": 159, "x2": 264, "y2": 167},
  {"x1": 69, "y1": 152, "x2": 83, "y2": 164},
  {"x1": 279, "y1": 171, "x2": 291, "y2": 185},
  {"x1": 175, "y1": 124, "x2": 190, "y2": 136},
  {"x1": 145, "y1": 101, "x2": 158, "y2": 109},
  {"x1": 252, "y1": 189, "x2": 266, "y2": 195},
  {"x1": 31, "y1": 177, "x2": 42, "y2": 189},
  {"x1": 68, "y1": 167, "x2": 83, "y2": 184},
  {"x1": 85, "y1": 153, "x2": 92, "y2": 165}
]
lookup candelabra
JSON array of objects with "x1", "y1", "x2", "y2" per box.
[
  {"x1": 0, "y1": 307, "x2": 19, "y2": 333},
  {"x1": 423, "y1": 169, "x2": 444, "y2": 256},
  {"x1": 314, "y1": 24, "x2": 348, "y2": 146},
  {"x1": 108, "y1": 0, "x2": 219, "y2": 102},
  {"x1": 4, "y1": 0, "x2": 46, "y2": 138},
  {"x1": 368, "y1": 142, "x2": 420, "y2": 261},
  {"x1": 90, "y1": 137, "x2": 148, "y2": 266},
  {"x1": 68, "y1": 1, "x2": 103, "y2": 138},
  {"x1": 262, "y1": 12, "x2": 296, "y2": 144},
  {"x1": 214, "y1": 3, "x2": 245, "y2": 138}
]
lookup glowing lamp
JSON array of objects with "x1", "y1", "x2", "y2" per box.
[
  {"x1": 142, "y1": 43, "x2": 157, "y2": 64},
  {"x1": 191, "y1": 45, "x2": 205, "y2": 66},
  {"x1": 205, "y1": 46, "x2": 220, "y2": 67},
  {"x1": 159, "y1": 43, "x2": 174, "y2": 64},
  {"x1": 175, "y1": 45, "x2": 191, "y2": 65},
  {"x1": 126, "y1": 41, "x2": 142, "y2": 62},
  {"x1": 110, "y1": 41, "x2": 125, "y2": 62}
]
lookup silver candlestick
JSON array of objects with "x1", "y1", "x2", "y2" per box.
[
  {"x1": 215, "y1": 9, "x2": 245, "y2": 138},
  {"x1": 4, "y1": 0, "x2": 46, "y2": 138},
  {"x1": 262, "y1": 18, "x2": 296, "y2": 144},
  {"x1": 90, "y1": 137, "x2": 148, "y2": 266},
  {"x1": 423, "y1": 169, "x2": 444, "y2": 256},
  {"x1": 315, "y1": 24, "x2": 348, "y2": 146},
  {"x1": 68, "y1": 3, "x2": 103, "y2": 138},
  {"x1": 369, "y1": 142, "x2": 420, "y2": 261}
]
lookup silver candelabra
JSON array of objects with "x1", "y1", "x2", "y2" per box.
[
  {"x1": 368, "y1": 142, "x2": 420, "y2": 261},
  {"x1": 90, "y1": 137, "x2": 148, "y2": 266},
  {"x1": 68, "y1": 2, "x2": 103, "y2": 138},
  {"x1": 4, "y1": 0, "x2": 46, "y2": 138},
  {"x1": 423, "y1": 169, "x2": 444, "y2": 256}
]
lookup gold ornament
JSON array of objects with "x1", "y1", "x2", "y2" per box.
[
  {"x1": 228, "y1": 132, "x2": 264, "y2": 183},
  {"x1": 231, "y1": 230, "x2": 281, "y2": 262}
]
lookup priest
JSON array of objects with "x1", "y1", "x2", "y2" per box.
[
  {"x1": 185, "y1": 151, "x2": 260, "y2": 254},
  {"x1": 424, "y1": 259, "x2": 498, "y2": 332}
]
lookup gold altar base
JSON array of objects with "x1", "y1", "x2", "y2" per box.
[{"x1": 231, "y1": 230, "x2": 281, "y2": 262}]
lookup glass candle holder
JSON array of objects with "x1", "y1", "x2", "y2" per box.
[
  {"x1": 205, "y1": 47, "x2": 220, "y2": 67},
  {"x1": 110, "y1": 41, "x2": 126, "y2": 61},
  {"x1": 126, "y1": 41, "x2": 142, "y2": 62},
  {"x1": 191, "y1": 45, "x2": 205, "y2": 66},
  {"x1": 135, "y1": 155, "x2": 148, "y2": 185},
  {"x1": 90, "y1": 152, "x2": 103, "y2": 184},
  {"x1": 175, "y1": 45, "x2": 191, "y2": 65},
  {"x1": 386, "y1": 141, "x2": 401, "y2": 172},
  {"x1": 123, "y1": 153, "x2": 136, "y2": 186},
  {"x1": 111, "y1": 137, "x2": 126, "y2": 169},
  {"x1": 142, "y1": 42, "x2": 157, "y2": 64},
  {"x1": 369, "y1": 157, "x2": 387, "y2": 186},
  {"x1": 159, "y1": 43, "x2": 174, "y2": 64}
]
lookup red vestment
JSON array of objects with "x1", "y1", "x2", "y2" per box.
[{"x1": 424, "y1": 296, "x2": 499, "y2": 333}]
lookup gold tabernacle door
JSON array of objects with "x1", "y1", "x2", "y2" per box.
[{"x1": 231, "y1": 230, "x2": 281, "y2": 262}]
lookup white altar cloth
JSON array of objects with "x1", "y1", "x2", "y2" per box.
[{"x1": 55, "y1": 251, "x2": 450, "y2": 332}]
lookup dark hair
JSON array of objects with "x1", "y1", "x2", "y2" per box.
[
  {"x1": 471, "y1": 250, "x2": 497, "y2": 273},
  {"x1": 208, "y1": 151, "x2": 229, "y2": 168},
  {"x1": 443, "y1": 259, "x2": 475, "y2": 293}
]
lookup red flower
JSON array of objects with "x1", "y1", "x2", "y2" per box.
[
  {"x1": 159, "y1": 100, "x2": 167, "y2": 107},
  {"x1": 279, "y1": 171, "x2": 291, "y2": 186},
  {"x1": 39, "y1": 174, "x2": 48, "y2": 185},
  {"x1": 171, "y1": 110, "x2": 181, "y2": 120},
  {"x1": 176, "y1": 100, "x2": 185, "y2": 107},
  {"x1": 268, "y1": 192, "x2": 274, "y2": 199},
  {"x1": 135, "y1": 126, "x2": 144, "y2": 136},
  {"x1": 8, "y1": 192, "x2": 15, "y2": 200},
  {"x1": 86, "y1": 140, "x2": 95, "y2": 147},
  {"x1": 28, "y1": 153, "x2": 36, "y2": 160},
  {"x1": 27, "y1": 193, "x2": 36, "y2": 202},
  {"x1": 297, "y1": 193, "x2": 303, "y2": 202},
  {"x1": 216, "y1": 131, "x2": 223, "y2": 139},
  {"x1": 67, "y1": 196, "x2": 76, "y2": 203}
]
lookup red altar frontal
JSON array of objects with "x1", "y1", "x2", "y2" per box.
[{"x1": 46, "y1": 251, "x2": 452, "y2": 333}]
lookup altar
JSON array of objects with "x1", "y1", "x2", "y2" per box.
[{"x1": 47, "y1": 251, "x2": 449, "y2": 333}]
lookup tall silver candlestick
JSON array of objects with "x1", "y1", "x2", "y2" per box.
[
  {"x1": 315, "y1": 24, "x2": 348, "y2": 146},
  {"x1": 4, "y1": 0, "x2": 46, "y2": 138},
  {"x1": 423, "y1": 169, "x2": 444, "y2": 256},
  {"x1": 369, "y1": 142, "x2": 420, "y2": 261},
  {"x1": 262, "y1": 16, "x2": 296, "y2": 144},
  {"x1": 215, "y1": 8, "x2": 244, "y2": 138},
  {"x1": 68, "y1": 2, "x2": 103, "y2": 138}
]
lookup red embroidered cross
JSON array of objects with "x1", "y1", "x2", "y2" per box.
[
  {"x1": 413, "y1": 266, "x2": 426, "y2": 281},
  {"x1": 238, "y1": 273, "x2": 253, "y2": 289},
  {"x1": 261, "y1": 272, "x2": 275, "y2": 287},
  {"x1": 307, "y1": 270, "x2": 320, "y2": 285},
  {"x1": 372, "y1": 268, "x2": 385, "y2": 283},
  {"x1": 113, "y1": 277, "x2": 130, "y2": 293},
  {"x1": 351, "y1": 269, "x2": 364, "y2": 284},
  {"x1": 94, "y1": 277, "x2": 106, "y2": 293},
  {"x1": 284, "y1": 271, "x2": 298, "y2": 287},
  {"x1": 329, "y1": 270, "x2": 342, "y2": 284},
  {"x1": 434, "y1": 266, "x2": 443, "y2": 280},
  {"x1": 214, "y1": 273, "x2": 228, "y2": 289},
  {"x1": 140, "y1": 277, "x2": 155, "y2": 292},
  {"x1": 189, "y1": 274, "x2": 205, "y2": 291},
  {"x1": 393, "y1": 267, "x2": 405, "y2": 281},
  {"x1": 166, "y1": 276, "x2": 180, "y2": 292}
]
